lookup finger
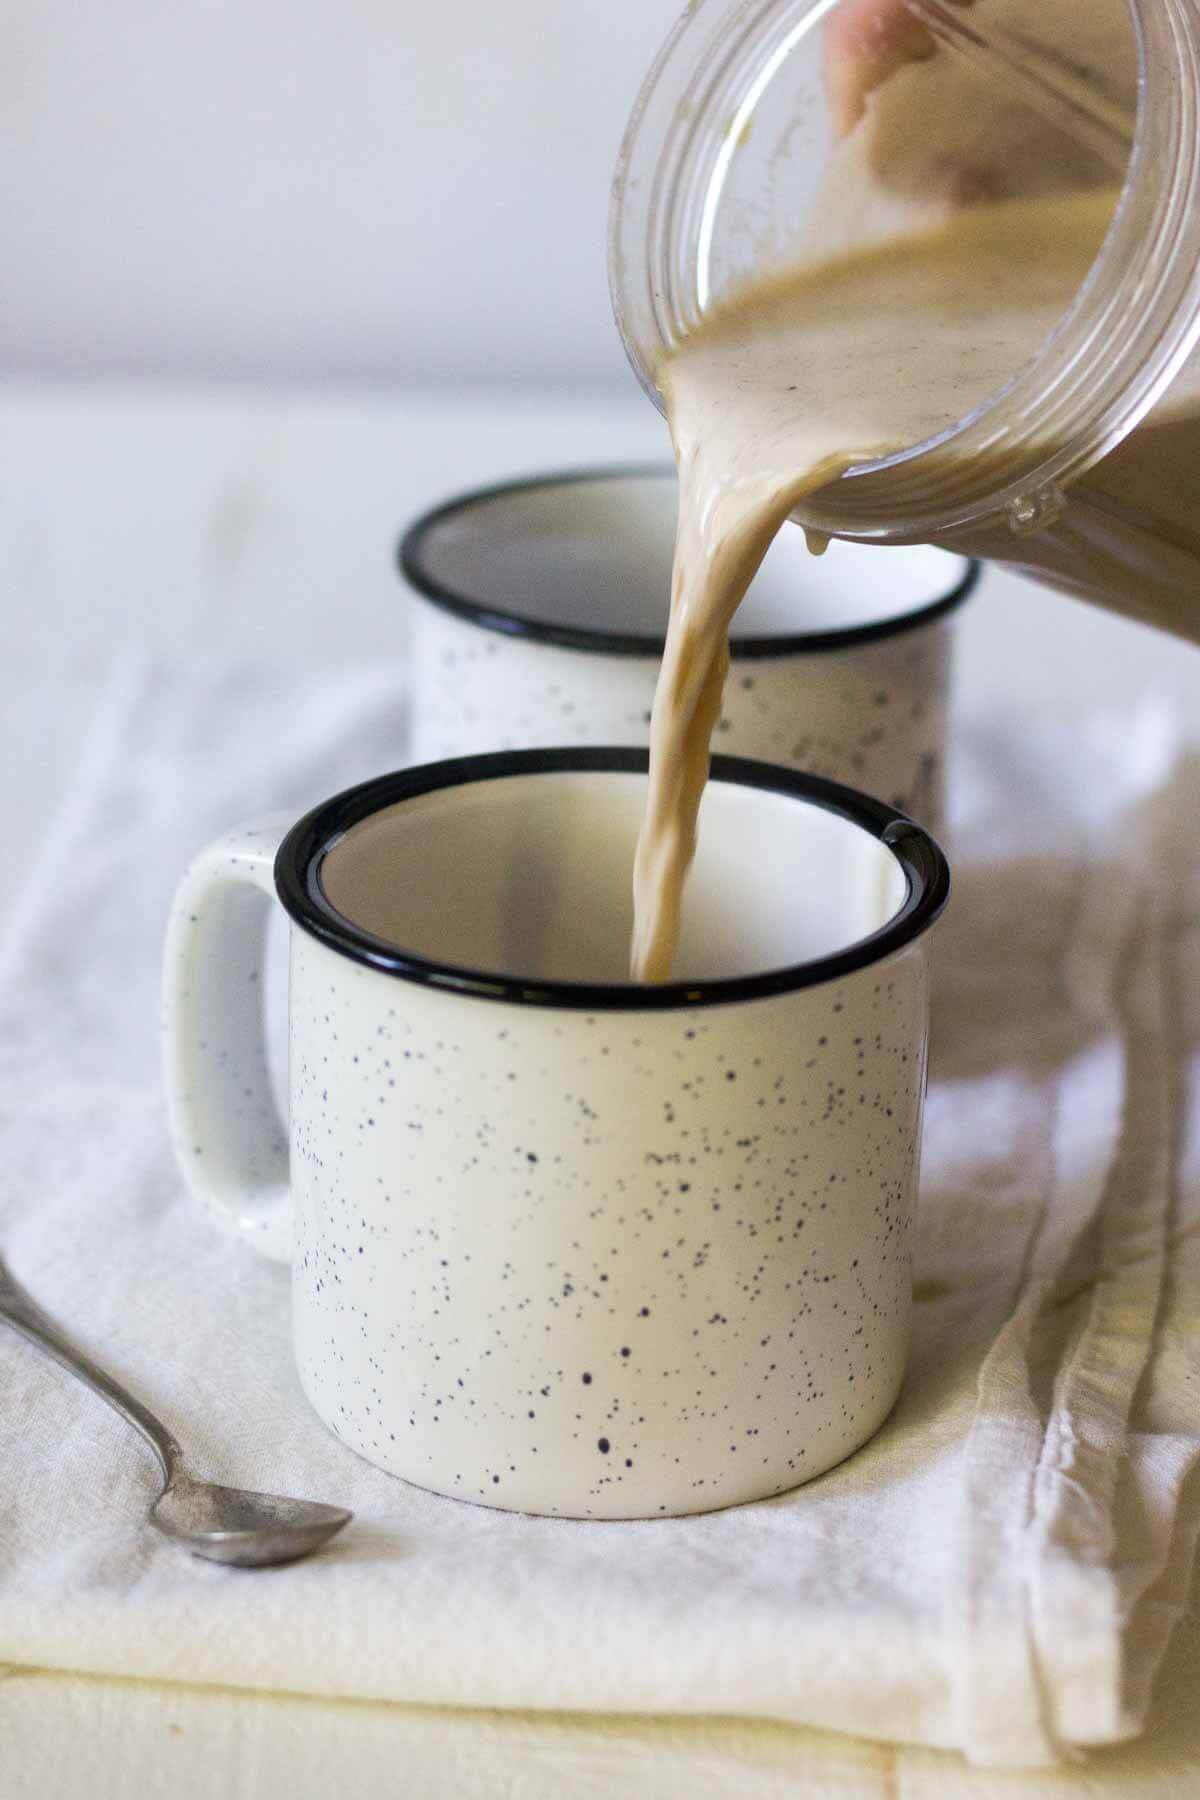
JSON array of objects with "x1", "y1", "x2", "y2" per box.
[{"x1": 825, "y1": 0, "x2": 975, "y2": 136}]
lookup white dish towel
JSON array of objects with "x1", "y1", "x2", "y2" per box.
[{"x1": 1, "y1": 653, "x2": 1198, "y2": 1769}]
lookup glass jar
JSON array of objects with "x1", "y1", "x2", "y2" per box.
[{"x1": 609, "y1": 0, "x2": 1200, "y2": 639}]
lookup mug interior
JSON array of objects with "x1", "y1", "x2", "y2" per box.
[
  {"x1": 402, "y1": 469, "x2": 974, "y2": 650},
  {"x1": 319, "y1": 768, "x2": 909, "y2": 987}
]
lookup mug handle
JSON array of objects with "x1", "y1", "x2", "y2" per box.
[{"x1": 162, "y1": 816, "x2": 295, "y2": 1263}]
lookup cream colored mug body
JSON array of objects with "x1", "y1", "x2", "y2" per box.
[{"x1": 164, "y1": 750, "x2": 948, "y2": 1519}]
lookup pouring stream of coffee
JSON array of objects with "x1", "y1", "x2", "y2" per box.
[
  {"x1": 629, "y1": 186, "x2": 1117, "y2": 981},
  {"x1": 630, "y1": 0, "x2": 1200, "y2": 981}
]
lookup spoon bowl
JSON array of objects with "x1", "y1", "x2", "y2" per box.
[{"x1": 151, "y1": 1475, "x2": 353, "y2": 1568}]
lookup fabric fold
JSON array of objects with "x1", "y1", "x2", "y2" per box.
[{"x1": 1, "y1": 659, "x2": 1197, "y2": 1768}]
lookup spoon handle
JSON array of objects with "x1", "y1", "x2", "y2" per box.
[{"x1": 0, "y1": 1252, "x2": 181, "y2": 1484}]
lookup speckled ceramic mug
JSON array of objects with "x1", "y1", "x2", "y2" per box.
[
  {"x1": 400, "y1": 467, "x2": 978, "y2": 833},
  {"x1": 163, "y1": 749, "x2": 949, "y2": 1519}
]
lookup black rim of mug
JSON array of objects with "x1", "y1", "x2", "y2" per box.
[
  {"x1": 274, "y1": 747, "x2": 951, "y2": 1012},
  {"x1": 397, "y1": 463, "x2": 981, "y2": 660}
]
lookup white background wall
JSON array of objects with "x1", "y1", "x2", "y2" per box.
[{"x1": 1, "y1": 1, "x2": 678, "y2": 386}]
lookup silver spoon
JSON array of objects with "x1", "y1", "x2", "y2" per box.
[{"x1": 0, "y1": 1252, "x2": 352, "y2": 1567}]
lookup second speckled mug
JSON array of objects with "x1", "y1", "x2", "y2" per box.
[
  {"x1": 400, "y1": 467, "x2": 979, "y2": 834},
  {"x1": 163, "y1": 749, "x2": 949, "y2": 1519}
]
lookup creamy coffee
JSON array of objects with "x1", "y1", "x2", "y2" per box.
[
  {"x1": 629, "y1": 0, "x2": 1200, "y2": 982},
  {"x1": 630, "y1": 188, "x2": 1116, "y2": 982}
]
